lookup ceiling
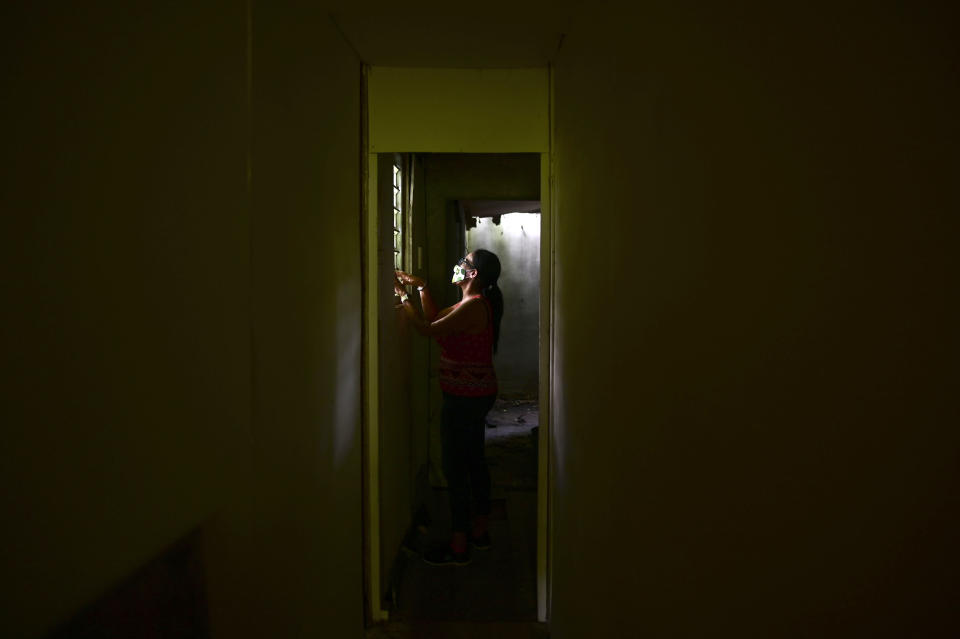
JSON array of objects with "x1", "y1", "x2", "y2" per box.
[{"x1": 330, "y1": 8, "x2": 572, "y2": 68}]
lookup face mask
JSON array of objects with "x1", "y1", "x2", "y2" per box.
[{"x1": 451, "y1": 264, "x2": 467, "y2": 283}]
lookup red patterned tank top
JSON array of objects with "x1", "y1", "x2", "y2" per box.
[{"x1": 436, "y1": 295, "x2": 498, "y2": 397}]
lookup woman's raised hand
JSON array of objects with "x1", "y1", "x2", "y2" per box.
[
  {"x1": 395, "y1": 270, "x2": 425, "y2": 289},
  {"x1": 393, "y1": 278, "x2": 407, "y2": 309}
]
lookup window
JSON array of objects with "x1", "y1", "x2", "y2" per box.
[{"x1": 392, "y1": 163, "x2": 402, "y2": 270}]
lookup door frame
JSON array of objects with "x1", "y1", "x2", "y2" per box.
[{"x1": 361, "y1": 65, "x2": 554, "y2": 624}]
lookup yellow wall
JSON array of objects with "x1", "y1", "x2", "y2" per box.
[
  {"x1": 550, "y1": 5, "x2": 959, "y2": 637},
  {"x1": 368, "y1": 67, "x2": 549, "y2": 153},
  {"x1": 1, "y1": 3, "x2": 364, "y2": 637}
]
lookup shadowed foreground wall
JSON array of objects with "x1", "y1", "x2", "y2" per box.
[
  {"x1": 0, "y1": 2, "x2": 363, "y2": 637},
  {"x1": 550, "y1": 4, "x2": 958, "y2": 637},
  {"x1": 0, "y1": 3, "x2": 248, "y2": 636},
  {"x1": 203, "y1": 4, "x2": 363, "y2": 638}
]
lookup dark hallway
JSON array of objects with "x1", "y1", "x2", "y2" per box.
[
  {"x1": 369, "y1": 152, "x2": 546, "y2": 628},
  {"x1": 3, "y1": 2, "x2": 958, "y2": 639}
]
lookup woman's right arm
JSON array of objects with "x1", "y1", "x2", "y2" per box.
[{"x1": 419, "y1": 285, "x2": 439, "y2": 321}]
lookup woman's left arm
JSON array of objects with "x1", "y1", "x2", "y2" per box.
[{"x1": 396, "y1": 270, "x2": 439, "y2": 321}]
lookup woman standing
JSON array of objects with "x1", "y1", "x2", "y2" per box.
[{"x1": 395, "y1": 249, "x2": 504, "y2": 566}]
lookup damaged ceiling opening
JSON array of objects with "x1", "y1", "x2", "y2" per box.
[{"x1": 460, "y1": 199, "x2": 541, "y2": 230}]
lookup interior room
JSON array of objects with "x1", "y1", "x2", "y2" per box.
[{"x1": 374, "y1": 150, "x2": 543, "y2": 626}]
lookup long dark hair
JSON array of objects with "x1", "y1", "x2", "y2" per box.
[{"x1": 471, "y1": 249, "x2": 504, "y2": 353}]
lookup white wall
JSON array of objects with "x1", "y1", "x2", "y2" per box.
[{"x1": 468, "y1": 213, "x2": 541, "y2": 397}]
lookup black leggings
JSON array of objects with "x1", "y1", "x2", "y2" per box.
[{"x1": 441, "y1": 392, "x2": 496, "y2": 533}]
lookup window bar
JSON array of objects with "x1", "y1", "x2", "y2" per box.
[{"x1": 393, "y1": 163, "x2": 402, "y2": 270}]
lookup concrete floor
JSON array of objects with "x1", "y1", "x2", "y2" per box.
[{"x1": 368, "y1": 400, "x2": 543, "y2": 639}]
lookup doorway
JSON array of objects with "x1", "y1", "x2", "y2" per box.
[
  {"x1": 362, "y1": 66, "x2": 553, "y2": 628},
  {"x1": 367, "y1": 154, "x2": 546, "y2": 625}
]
